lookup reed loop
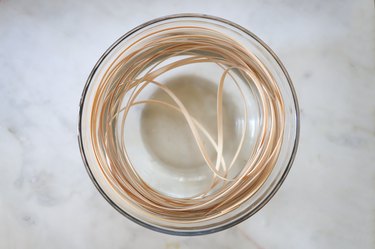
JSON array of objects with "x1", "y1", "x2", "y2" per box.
[{"x1": 90, "y1": 25, "x2": 285, "y2": 223}]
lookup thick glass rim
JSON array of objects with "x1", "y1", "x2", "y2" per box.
[{"x1": 78, "y1": 13, "x2": 300, "y2": 236}]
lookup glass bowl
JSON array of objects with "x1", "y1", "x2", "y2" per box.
[{"x1": 78, "y1": 13, "x2": 299, "y2": 235}]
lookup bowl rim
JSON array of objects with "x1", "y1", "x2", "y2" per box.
[{"x1": 77, "y1": 13, "x2": 300, "y2": 236}]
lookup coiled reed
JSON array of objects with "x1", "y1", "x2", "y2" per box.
[{"x1": 90, "y1": 25, "x2": 285, "y2": 223}]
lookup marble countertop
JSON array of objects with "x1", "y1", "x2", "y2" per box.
[{"x1": 0, "y1": 0, "x2": 374, "y2": 248}]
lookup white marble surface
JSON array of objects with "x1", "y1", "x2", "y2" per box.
[{"x1": 0, "y1": 0, "x2": 374, "y2": 248}]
